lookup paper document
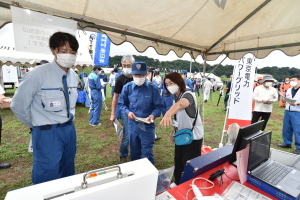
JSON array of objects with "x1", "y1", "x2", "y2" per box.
[
  {"x1": 222, "y1": 181, "x2": 272, "y2": 200},
  {"x1": 236, "y1": 144, "x2": 250, "y2": 184},
  {"x1": 155, "y1": 191, "x2": 176, "y2": 200},
  {"x1": 113, "y1": 120, "x2": 123, "y2": 138},
  {"x1": 100, "y1": 79, "x2": 108, "y2": 86},
  {"x1": 28, "y1": 136, "x2": 33, "y2": 153},
  {"x1": 135, "y1": 117, "x2": 153, "y2": 124},
  {"x1": 285, "y1": 97, "x2": 297, "y2": 104}
]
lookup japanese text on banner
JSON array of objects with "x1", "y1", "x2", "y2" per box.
[
  {"x1": 227, "y1": 55, "x2": 256, "y2": 129},
  {"x1": 94, "y1": 33, "x2": 111, "y2": 66}
]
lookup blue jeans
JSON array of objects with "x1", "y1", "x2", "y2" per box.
[
  {"x1": 282, "y1": 111, "x2": 300, "y2": 149},
  {"x1": 120, "y1": 113, "x2": 129, "y2": 158}
]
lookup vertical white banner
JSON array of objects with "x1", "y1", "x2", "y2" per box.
[
  {"x1": 227, "y1": 54, "x2": 256, "y2": 129},
  {"x1": 11, "y1": 6, "x2": 77, "y2": 54}
]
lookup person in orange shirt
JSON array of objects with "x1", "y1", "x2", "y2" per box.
[
  {"x1": 279, "y1": 78, "x2": 291, "y2": 107},
  {"x1": 252, "y1": 77, "x2": 263, "y2": 112}
]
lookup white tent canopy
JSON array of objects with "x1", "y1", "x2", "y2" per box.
[{"x1": 0, "y1": 0, "x2": 299, "y2": 61}]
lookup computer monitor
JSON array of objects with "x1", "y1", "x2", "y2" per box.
[{"x1": 228, "y1": 120, "x2": 264, "y2": 164}]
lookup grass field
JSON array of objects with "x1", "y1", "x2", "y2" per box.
[{"x1": 0, "y1": 86, "x2": 289, "y2": 199}]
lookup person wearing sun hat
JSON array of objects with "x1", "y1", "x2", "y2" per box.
[{"x1": 252, "y1": 75, "x2": 277, "y2": 131}]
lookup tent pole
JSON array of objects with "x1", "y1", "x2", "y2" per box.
[
  {"x1": 201, "y1": 53, "x2": 207, "y2": 145},
  {"x1": 189, "y1": 57, "x2": 192, "y2": 75},
  {"x1": 207, "y1": 54, "x2": 228, "y2": 78}
]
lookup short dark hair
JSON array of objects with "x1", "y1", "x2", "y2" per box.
[
  {"x1": 49, "y1": 32, "x2": 79, "y2": 52},
  {"x1": 290, "y1": 74, "x2": 300, "y2": 80},
  {"x1": 164, "y1": 72, "x2": 186, "y2": 95}
]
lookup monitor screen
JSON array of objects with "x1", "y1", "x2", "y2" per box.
[
  {"x1": 248, "y1": 131, "x2": 272, "y2": 171},
  {"x1": 228, "y1": 120, "x2": 264, "y2": 164}
]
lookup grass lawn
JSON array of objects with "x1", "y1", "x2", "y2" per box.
[{"x1": 0, "y1": 87, "x2": 288, "y2": 199}]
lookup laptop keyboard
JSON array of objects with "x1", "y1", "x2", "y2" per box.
[{"x1": 253, "y1": 162, "x2": 292, "y2": 185}]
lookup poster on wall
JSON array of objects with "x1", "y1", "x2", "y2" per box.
[{"x1": 11, "y1": 6, "x2": 77, "y2": 54}]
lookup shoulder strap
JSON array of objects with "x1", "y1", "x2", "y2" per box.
[{"x1": 174, "y1": 91, "x2": 186, "y2": 121}]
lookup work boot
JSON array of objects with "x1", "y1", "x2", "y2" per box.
[
  {"x1": 293, "y1": 149, "x2": 300, "y2": 155},
  {"x1": 120, "y1": 157, "x2": 127, "y2": 164},
  {"x1": 0, "y1": 163, "x2": 11, "y2": 169},
  {"x1": 277, "y1": 144, "x2": 292, "y2": 148}
]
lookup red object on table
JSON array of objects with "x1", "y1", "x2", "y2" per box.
[{"x1": 167, "y1": 162, "x2": 278, "y2": 200}]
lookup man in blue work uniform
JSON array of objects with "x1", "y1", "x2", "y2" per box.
[
  {"x1": 99, "y1": 70, "x2": 108, "y2": 97},
  {"x1": 180, "y1": 70, "x2": 193, "y2": 92},
  {"x1": 11, "y1": 32, "x2": 79, "y2": 184},
  {"x1": 278, "y1": 74, "x2": 300, "y2": 155},
  {"x1": 88, "y1": 65, "x2": 104, "y2": 126},
  {"x1": 118, "y1": 61, "x2": 163, "y2": 164}
]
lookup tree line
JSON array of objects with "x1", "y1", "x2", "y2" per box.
[{"x1": 108, "y1": 55, "x2": 300, "y2": 82}]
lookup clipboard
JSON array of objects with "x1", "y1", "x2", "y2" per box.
[{"x1": 285, "y1": 97, "x2": 296, "y2": 104}]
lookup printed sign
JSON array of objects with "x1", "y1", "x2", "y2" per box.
[
  {"x1": 11, "y1": 6, "x2": 77, "y2": 54},
  {"x1": 227, "y1": 54, "x2": 256, "y2": 129}
]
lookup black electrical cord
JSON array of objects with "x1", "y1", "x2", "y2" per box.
[{"x1": 224, "y1": 172, "x2": 240, "y2": 182}]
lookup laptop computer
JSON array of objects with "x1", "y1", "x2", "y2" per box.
[{"x1": 247, "y1": 131, "x2": 300, "y2": 199}]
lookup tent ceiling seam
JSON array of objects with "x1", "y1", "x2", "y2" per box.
[
  {"x1": 82, "y1": 0, "x2": 90, "y2": 16},
  {"x1": 206, "y1": 0, "x2": 272, "y2": 53},
  {"x1": 170, "y1": 0, "x2": 209, "y2": 38}
]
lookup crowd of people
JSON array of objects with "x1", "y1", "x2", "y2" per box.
[{"x1": 1, "y1": 31, "x2": 299, "y2": 189}]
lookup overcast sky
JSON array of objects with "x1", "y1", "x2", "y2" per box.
[{"x1": 110, "y1": 42, "x2": 300, "y2": 69}]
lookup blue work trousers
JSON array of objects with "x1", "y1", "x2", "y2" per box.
[
  {"x1": 32, "y1": 122, "x2": 76, "y2": 184},
  {"x1": 89, "y1": 90, "x2": 102, "y2": 125},
  {"x1": 129, "y1": 120, "x2": 155, "y2": 164},
  {"x1": 282, "y1": 111, "x2": 300, "y2": 149},
  {"x1": 120, "y1": 113, "x2": 129, "y2": 158}
]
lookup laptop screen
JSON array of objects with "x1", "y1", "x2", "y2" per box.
[{"x1": 248, "y1": 131, "x2": 272, "y2": 172}]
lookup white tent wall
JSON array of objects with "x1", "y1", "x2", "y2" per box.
[
  {"x1": 0, "y1": 0, "x2": 299, "y2": 61},
  {"x1": 0, "y1": 23, "x2": 95, "y2": 67}
]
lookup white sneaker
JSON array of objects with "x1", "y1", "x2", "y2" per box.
[{"x1": 89, "y1": 123, "x2": 102, "y2": 126}]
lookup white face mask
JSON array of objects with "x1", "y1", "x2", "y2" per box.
[
  {"x1": 167, "y1": 84, "x2": 179, "y2": 94},
  {"x1": 290, "y1": 81, "x2": 298, "y2": 87},
  {"x1": 264, "y1": 82, "x2": 273, "y2": 87},
  {"x1": 56, "y1": 53, "x2": 76, "y2": 68},
  {"x1": 133, "y1": 77, "x2": 145, "y2": 86},
  {"x1": 123, "y1": 68, "x2": 132, "y2": 75},
  {"x1": 286, "y1": 82, "x2": 289, "y2": 84}
]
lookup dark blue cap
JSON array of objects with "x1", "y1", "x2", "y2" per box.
[
  {"x1": 93, "y1": 64, "x2": 102, "y2": 69},
  {"x1": 131, "y1": 61, "x2": 147, "y2": 75},
  {"x1": 180, "y1": 70, "x2": 187, "y2": 74}
]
